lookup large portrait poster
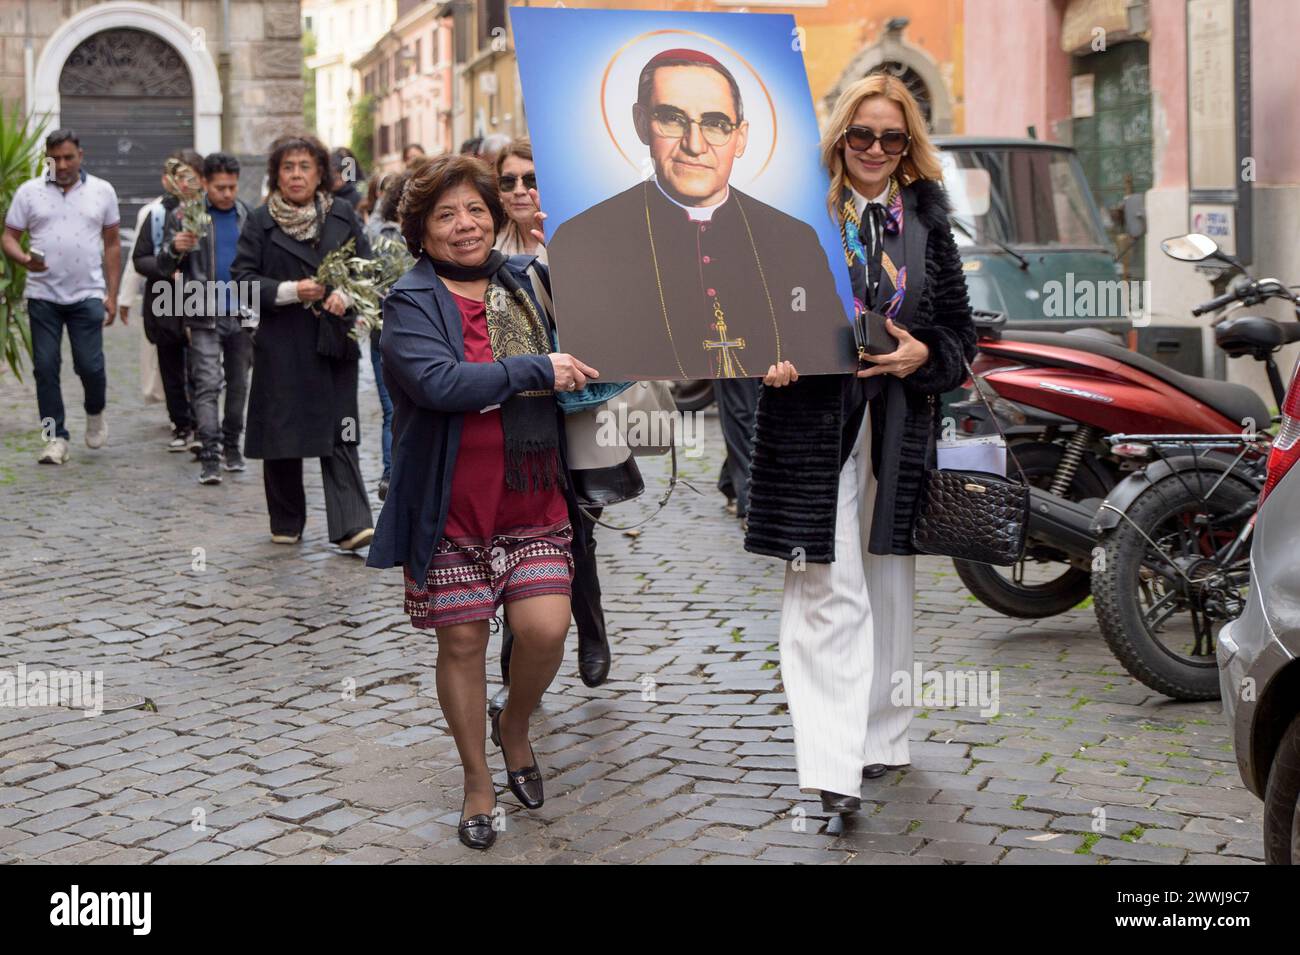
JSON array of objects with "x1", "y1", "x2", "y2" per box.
[{"x1": 511, "y1": 7, "x2": 858, "y2": 381}]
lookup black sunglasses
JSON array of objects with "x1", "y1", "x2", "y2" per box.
[
  {"x1": 498, "y1": 172, "x2": 537, "y2": 192},
  {"x1": 842, "y1": 127, "x2": 911, "y2": 156}
]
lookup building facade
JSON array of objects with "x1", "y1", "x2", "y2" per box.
[
  {"x1": 302, "y1": 0, "x2": 396, "y2": 151},
  {"x1": 966, "y1": 0, "x2": 1300, "y2": 395},
  {"x1": 451, "y1": 0, "x2": 966, "y2": 147},
  {"x1": 1, "y1": 0, "x2": 303, "y2": 221},
  {"x1": 355, "y1": 0, "x2": 454, "y2": 174}
]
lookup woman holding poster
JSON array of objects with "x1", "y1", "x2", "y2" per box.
[
  {"x1": 366, "y1": 155, "x2": 600, "y2": 850},
  {"x1": 744, "y1": 74, "x2": 977, "y2": 815}
]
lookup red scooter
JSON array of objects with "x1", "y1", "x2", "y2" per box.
[{"x1": 953, "y1": 250, "x2": 1291, "y2": 621}]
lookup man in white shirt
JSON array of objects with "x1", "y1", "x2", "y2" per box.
[{"x1": 2, "y1": 129, "x2": 122, "y2": 464}]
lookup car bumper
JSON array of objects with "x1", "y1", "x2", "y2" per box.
[{"x1": 1220, "y1": 572, "x2": 1290, "y2": 798}]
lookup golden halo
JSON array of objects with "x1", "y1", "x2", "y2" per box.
[{"x1": 599, "y1": 28, "x2": 778, "y2": 184}]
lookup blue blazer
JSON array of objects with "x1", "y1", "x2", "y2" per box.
[{"x1": 366, "y1": 252, "x2": 586, "y2": 584}]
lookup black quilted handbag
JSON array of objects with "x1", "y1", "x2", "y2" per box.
[{"x1": 911, "y1": 359, "x2": 1029, "y2": 566}]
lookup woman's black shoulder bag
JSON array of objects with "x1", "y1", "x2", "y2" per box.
[{"x1": 910, "y1": 357, "x2": 1030, "y2": 566}]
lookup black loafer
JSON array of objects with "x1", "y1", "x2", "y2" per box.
[
  {"x1": 577, "y1": 635, "x2": 611, "y2": 687},
  {"x1": 863, "y1": 763, "x2": 909, "y2": 779},
  {"x1": 820, "y1": 790, "x2": 861, "y2": 814},
  {"x1": 458, "y1": 810, "x2": 496, "y2": 850},
  {"x1": 491, "y1": 708, "x2": 544, "y2": 809},
  {"x1": 505, "y1": 762, "x2": 544, "y2": 810}
]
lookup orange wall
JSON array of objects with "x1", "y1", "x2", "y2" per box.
[{"x1": 527, "y1": 0, "x2": 966, "y2": 128}]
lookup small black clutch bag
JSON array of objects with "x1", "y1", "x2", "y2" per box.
[
  {"x1": 910, "y1": 357, "x2": 1030, "y2": 566},
  {"x1": 853, "y1": 308, "x2": 896, "y2": 362}
]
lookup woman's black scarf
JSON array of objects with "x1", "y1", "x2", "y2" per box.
[{"x1": 430, "y1": 250, "x2": 564, "y2": 493}]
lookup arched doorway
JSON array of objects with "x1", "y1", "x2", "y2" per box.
[
  {"x1": 824, "y1": 24, "x2": 954, "y2": 134},
  {"x1": 58, "y1": 28, "x2": 194, "y2": 229},
  {"x1": 868, "y1": 61, "x2": 934, "y2": 128}
]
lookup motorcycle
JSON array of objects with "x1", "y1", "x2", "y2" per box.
[
  {"x1": 1088, "y1": 233, "x2": 1300, "y2": 699},
  {"x1": 953, "y1": 267, "x2": 1280, "y2": 620}
]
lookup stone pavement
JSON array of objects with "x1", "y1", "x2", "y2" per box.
[{"x1": 0, "y1": 322, "x2": 1264, "y2": 864}]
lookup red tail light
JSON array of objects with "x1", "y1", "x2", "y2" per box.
[{"x1": 1260, "y1": 359, "x2": 1300, "y2": 506}]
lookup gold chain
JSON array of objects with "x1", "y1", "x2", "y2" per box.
[
  {"x1": 644, "y1": 182, "x2": 688, "y2": 379},
  {"x1": 643, "y1": 181, "x2": 780, "y2": 378}
]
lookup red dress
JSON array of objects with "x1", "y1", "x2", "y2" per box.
[
  {"x1": 403, "y1": 291, "x2": 573, "y2": 629},
  {"x1": 442, "y1": 292, "x2": 570, "y2": 543}
]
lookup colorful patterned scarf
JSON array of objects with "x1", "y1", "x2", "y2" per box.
[{"x1": 839, "y1": 178, "x2": 906, "y2": 320}]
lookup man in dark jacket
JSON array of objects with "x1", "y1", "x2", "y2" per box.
[{"x1": 155, "y1": 152, "x2": 252, "y2": 484}]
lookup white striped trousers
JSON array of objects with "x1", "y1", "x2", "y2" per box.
[{"x1": 778, "y1": 406, "x2": 916, "y2": 795}]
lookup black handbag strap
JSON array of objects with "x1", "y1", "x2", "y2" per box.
[{"x1": 960, "y1": 355, "x2": 1028, "y2": 486}]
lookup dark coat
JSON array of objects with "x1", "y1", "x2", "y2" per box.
[
  {"x1": 743, "y1": 178, "x2": 976, "y2": 562},
  {"x1": 546, "y1": 181, "x2": 854, "y2": 380},
  {"x1": 230, "y1": 198, "x2": 371, "y2": 460},
  {"x1": 333, "y1": 181, "x2": 363, "y2": 210},
  {"x1": 132, "y1": 195, "x2": 185, "y2": 346},
  {"x1": 365, "y1": 253, "x2": 588, "y2": 587}
]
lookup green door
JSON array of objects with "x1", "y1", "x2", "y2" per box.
[{"x1": 1072, "y1": 40, "x2": 1152, "y2": 281}]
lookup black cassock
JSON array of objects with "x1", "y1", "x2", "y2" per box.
[{"x1": 548, "y1": 180, "x2": 854, "y2": 380}]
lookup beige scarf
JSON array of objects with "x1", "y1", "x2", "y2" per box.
[{"x1": 268, "y1": 190, "x2": 334, "y2": 242}]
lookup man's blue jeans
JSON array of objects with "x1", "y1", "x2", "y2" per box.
[
  {"x1": 28, "y1": 297, "x2": 107, "y2": 441},
  {"x1": 370, "y1": 334, "x2": 393, "y2": 479}
]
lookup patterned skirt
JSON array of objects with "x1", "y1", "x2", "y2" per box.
[{"x1": 404, "y1": 525, "x2": 574, "y2": 629}]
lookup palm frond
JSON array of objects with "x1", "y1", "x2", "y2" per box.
[{"x1": 0, "y1": 103, "x2": 50, "y2": 381}]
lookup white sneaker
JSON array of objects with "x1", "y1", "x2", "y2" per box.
[
  {"x1": 85, "y1": 412, "x2": 107, "y2": 449},
  {"x1": 38, "y1": 437, "x2": 69, "y2": 465}
]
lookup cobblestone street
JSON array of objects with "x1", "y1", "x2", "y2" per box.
[{"x1": 0, "y1": 324, "x2": 1265, "y2": 865}]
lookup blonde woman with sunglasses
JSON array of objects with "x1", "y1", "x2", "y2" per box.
[{"x1": 743, "y1": 73, "x2": 977, "y2": 815}]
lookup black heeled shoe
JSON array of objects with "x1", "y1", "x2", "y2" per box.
[
  {"x1": 490, "y1": 708, "x2": 544, "y2": 809},
  {"x1": 819, "y1": 790, "x2": 861, "y2": 814},
  {"x1": 863, "y1": 763, "x2": 909, "y2": 779},
  {"x1": 458, "y1": 797, "x2": 497, "y2": 850}
]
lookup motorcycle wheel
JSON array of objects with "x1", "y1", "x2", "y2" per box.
[
  {"x1": 954, "y1": 441, "x2": 1111, "y2": 619},
  {"x1": 670, "y1": 379, "x2": 716, "y2": 413},
  {"x1": 1092, "y1": 469, "x2": 1257, "y2": 702}
]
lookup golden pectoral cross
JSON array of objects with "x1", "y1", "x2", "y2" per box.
[{"x1": 703, "y1": 298, "x2": 747, "y2": 378}]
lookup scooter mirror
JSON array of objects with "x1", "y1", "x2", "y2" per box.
[{"x1": 1161, "y1": 232, "x2": 1219, "y2": 262}]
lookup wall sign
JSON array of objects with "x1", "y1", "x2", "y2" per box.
[{"x1": 1186, "y1": 0, "x2": 1251, "y2": 263}]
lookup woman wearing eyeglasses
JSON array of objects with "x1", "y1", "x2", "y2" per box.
[
  {"x1": 494, "y1": 139, "x2": 545, "y2": 262},
  {"x1": 743, "y1": 73, "x2": 976, "y2": 815}
]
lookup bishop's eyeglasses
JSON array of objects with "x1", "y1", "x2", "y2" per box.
[{"x1": 649, "y1": 105, "x2": 739, "y2": 146}]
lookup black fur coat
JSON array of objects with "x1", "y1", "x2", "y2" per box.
[{"x1": 743, "y1": 178, "x2": 976, "y2": 562}]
